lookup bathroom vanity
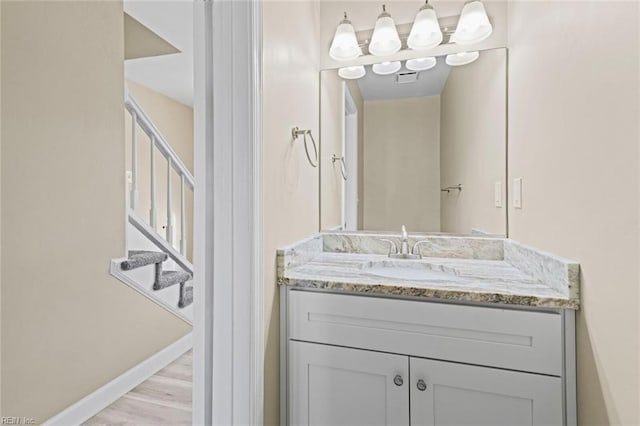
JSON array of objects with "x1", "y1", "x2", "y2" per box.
[{"x1": 279, "y1": 232, "x2": 579, "y2": 426}]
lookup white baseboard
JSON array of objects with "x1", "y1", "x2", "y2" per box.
[{"x1": 43, "y1": 333, "x2": 193, "y2": 426}]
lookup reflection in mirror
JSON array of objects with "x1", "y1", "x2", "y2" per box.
[{"x1": 320, "y1": 48, "x2": 507, "y2": 236}]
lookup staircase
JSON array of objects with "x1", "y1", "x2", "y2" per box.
[{"x1": 110, "y1": 90, "x2": 195, "y2": 324}]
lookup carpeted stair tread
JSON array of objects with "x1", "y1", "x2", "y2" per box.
[
  {"x1": 154, "y1": 270, "x2": 191, "y2": 290},
  {"x1": 179, "y1": 284, "x2": 193, "y2": 308},
  {"x1": 121, "y1": 250, "x2": 168, "y2": 271}
]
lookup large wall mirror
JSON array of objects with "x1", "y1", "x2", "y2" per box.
[{"x1": 320, "y1": 47, "x2": 507, "y2": 236}]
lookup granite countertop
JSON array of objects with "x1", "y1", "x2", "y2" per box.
[{"x1": 277, "y1": 232, "x2": 580, "y2": 309}]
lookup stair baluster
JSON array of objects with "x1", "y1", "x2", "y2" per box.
[
  {"x1": 130, "y1": 110, "x2": 138, "y2": 210},
  {"x1": 150, "y1": 134, "x2": 157, "y2": 229},
  {"x1": 166, "y1": 156, "x2": 173, "y2": 245},
  {"x1": 180, "y1": 174, "x2": 186, "y2": 256}
]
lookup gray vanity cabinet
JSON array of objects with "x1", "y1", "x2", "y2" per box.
[
  {"x1": 409, "y1": 357, "x2": 563, "y2": 426},
  {"x1": 289, "y1": 340, "x2": 563, "y2": 426},
  {"x1": 289, "y1": 341, "x2": 410, "y2": 426},
  {"x1": 282, "y1": 288, "x2": 575, "y2": 426}
]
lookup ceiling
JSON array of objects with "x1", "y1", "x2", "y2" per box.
[
  {"x1": 124, "y1": 13, "x2": 180, "y2": 60},
  {"x1": 357, "y1": 57, "x2": 451, "y2": 101},
  {"x1": 124, "y1": 0, "x2": 194, "y2": 107}
]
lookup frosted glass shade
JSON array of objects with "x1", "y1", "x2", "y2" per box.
[
  {"x1": 338, "y1": 66, "x2": 366, "y2": 80},
  {"x1": 407, "y1": 5, "x2": 443, "y2": 50},
  {"x1": 445, "y1": 51, "x2": 479, "y2": 66},
  {"x1": 451, "y1": 1, "x2": 493, "y2": 45},
  {"x1": 329, "y1": 18, "x2": 362, "y2": 61},
  {"x1": 406, "y1": 57, "x2": 437, "y2": 71},
  {"x1": 369, "y1": 10, "x2": 401, "y2": 56},
  {"x1": 372, "y1": 61, "x2": 401, "y2": 75}
]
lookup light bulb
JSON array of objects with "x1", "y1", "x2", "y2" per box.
[
  {"x1": 445, "y1": 51, "x2": 479, "y2": 66},
  {"x1": 372, "y1": 61, "x2": 401, "y2": 75},
  {"x1": 407, "y1": 3, "x2": 443, "y2": 50},
  {"x1": 451, "y1": 1, "x2": 492, "y2": 45},
  {"x1": 406, "y1": 57, "x2": 437, "y2": 71},
  {"x1": 338, "y1": 65, "x2": 366, "y2": 80},
  {"x1": 369, "y1": 5, "x2": 401, "y2": 57},
  {"x1": 329, "y1": 13, "x2": 363, "y2": 61}
]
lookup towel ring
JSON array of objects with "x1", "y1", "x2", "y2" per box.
[
  {"x1": 331, "y1": 154, "x2": 347, "y2": 181},
  {"x1": 292, "y1": 127, "x2": 318, "y2": 168}
]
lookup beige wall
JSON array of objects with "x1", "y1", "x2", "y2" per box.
[
  {"x1": 507, "y1": 2, "x2": 639, "y2": 424},
  {"x1": 0, "y1": 2, "x2": 191, "y2": 421},
  {"x1": 320, "y1": 70, "x2": 343, "y2": 230},
  {"x1": 440, "y1": 48, "x2": 507, "y2": 235},
  {"x1": 125, "y1": 80, "x2": 194, "y2": 261},
  {"x1": 262, "y1": 1, "x2": 320, "y2": 424},
  {"x1": 363, "y1": 96, "x2": 441, "y2": 232}
]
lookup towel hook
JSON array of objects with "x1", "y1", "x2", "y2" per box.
[
  {"x1": 331, "y1": 154, "x2": 347, "y2": 181},
  {"x1": 292, "y1": 127, "x2": 318, "y2": 168}
]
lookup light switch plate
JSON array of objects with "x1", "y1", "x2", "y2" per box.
[
  {"x1": 494, "y1": 182, "x2": 503, "y2": 208},
  {"x1": 514, "y1": 178, "x2": 523, "y2": 209},
  {"x1": 126, "y1": 170, "x2": 133, "y2": 185}
]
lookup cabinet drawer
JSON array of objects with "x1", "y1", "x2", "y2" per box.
[{"x1": 288, "y1": 290, "x2": 563, "y2": 376}]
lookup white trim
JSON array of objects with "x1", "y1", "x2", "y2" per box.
[
  {"x1": 250, "y1": 0, "x2": 265, "y2": 423},
  {"x1": 192, "y1": 1, "x2": 264, "y2": 424},
  {"x1": 43, "y1": 333, "x2": 193, "y2": 426},
  {"x1": 192, "y1": 2, "x2": 214, "y2": 424},
  {"x1": 109, "y1": 258, "x2": 192, "y2": 325},
  {"x1": 343, "y1": 83, "x2": 358, "y2": 231}
]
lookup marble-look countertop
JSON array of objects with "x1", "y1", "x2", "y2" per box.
[{"x1": 277, "y1": 232, "x2": 580, "y2": 309}]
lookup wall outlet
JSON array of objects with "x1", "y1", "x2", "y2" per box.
[
  {"x1": 514, "y1": 178, "x2": 523, "y2": 209},
  {"x1": 494, "y1": 182, "x2": 503, "y2": 208}
]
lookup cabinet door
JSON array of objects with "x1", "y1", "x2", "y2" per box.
[
  {"x1": 290, "y1": 341, "x2": 410, "y2": 426},
  {"x1": 410, "y1": 357, "x2": 563, "y2": 426}
]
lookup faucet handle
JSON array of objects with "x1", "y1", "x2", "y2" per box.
[
  {"x1": 411, "y1": 240, "x2": 430, "y2": 257},
  {"x1": 401, "y1": 225, "x2": 408, "y2": 240},
  {"x1": 379, "y1": 239, "x2": 398, "y2": 256}
]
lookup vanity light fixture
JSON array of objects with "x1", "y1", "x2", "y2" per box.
[
  {"x1": 372, "y1": 61, "x2": 402, "y2": 75},
  {"x1": 445, "y1": 51, "x2": 480, "y2": 66},
  {"x1": 329, "y1": 12, "x2": 363, "y2": 61},
  {"x1": 406, "y1": 57, "x2": 437, "y2": 71},
  {"x1": 451, "y1": 1, "x2": 493, "y2": 45},
  {"x1": 369, "y1": 5, "x2": 401, "y2": 57},
  {"x1": 407, "y1": 1, "x2": 443, "y2": 50},
  {"x1": 338, "y1": 65, "x2": 366, "y2": 80}
]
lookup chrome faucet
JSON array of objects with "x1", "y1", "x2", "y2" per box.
[
  {"x1": 380, "y1": 225, "x2": 427, "y2": 259},
  {"x1": 400, "y1": 225, "x2": 410, "y2": 255}
]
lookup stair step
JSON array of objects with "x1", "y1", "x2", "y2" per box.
[
  {"x1": 121, "y1": 250, "x2": 168, "y2": 271},
  {"x1": 154, "y1": 270, "x2": 191, "y2": 291},
  {"x1": 179, "y1": 284, "x2": 193, "y2": 308}
]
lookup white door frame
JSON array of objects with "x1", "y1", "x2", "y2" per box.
[
  {"x1": 193, "y1": 1, "x2": 263, "y2": 425},
  {"x1": 343, "y1": 83, "x2": 358, "y2": 230}
]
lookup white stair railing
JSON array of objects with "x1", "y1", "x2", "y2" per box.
[{"x1": 125, "y1": 92, "x2": 194, "y2": 257}]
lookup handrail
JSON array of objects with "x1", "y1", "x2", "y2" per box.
[
  {"x1": 125, "y1": 92, "x2": 195, "y2": 189},
  {"x1": 125, "y1": 90, "x2": 194, "y2": 257}
]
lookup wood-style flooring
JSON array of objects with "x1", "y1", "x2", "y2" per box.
[{"x1": 84, "y1": 350, "x2": 192, "y2": 425}]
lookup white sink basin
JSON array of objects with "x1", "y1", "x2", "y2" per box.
[{"x1": 361, "y1": 260, "x2": 460, "y2": 282}]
